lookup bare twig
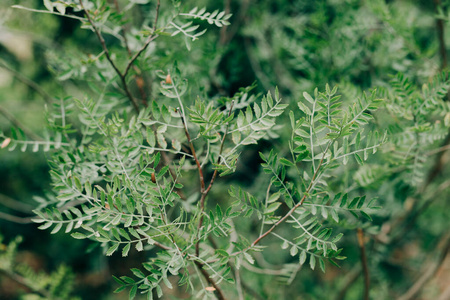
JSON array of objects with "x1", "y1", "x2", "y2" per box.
[
  {"x1": 357, "y1": 228, "x2": 370, "y2": 300},
  {"x1": 397, "y1": 233, "x2": 450, "y2": 300}
]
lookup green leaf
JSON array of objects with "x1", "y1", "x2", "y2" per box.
[
  {"x1": 106, "y1": 243, "x2": 119, "y2": 256},
  {"x1": 131, "y1": 268, "x2": 145, "y2": 278},
  {"x1": 243, "y1": 252, "x2": 254, "y2": 264},
  {"x1": 71, "y1": 232, "x2": 87, "y2": 240},
  {"x1": 340, "y1": 194, "x2": 348, "y2": 208},
  {"x1": 319, "y1": 258, "x2": 326, "y2": 273},
  {"x1": 129, "y1": 285, "x2": 137, "y2": 300},
  {"x1": 279, "y1": 158, "x2": 294, "y2": 166},
  {"x1": 38, "y1": 222, "x2": 53, "y2": 230},
  {"x1": 303, "y1": 92, "x2": 314, "y2": 104},
  {"x1": 267, "y1": 192, "x2": 281, "y2": 203},
  {"x1": 122, "y1": 243, "x2": 131, "y2": 257},
  {"x1": 290, "y1": 245, "x2": 298, "y2": 256},
  {"x1": 43, "y1": 0, "x2": 53, "y2": 12},
  {"x1": 114, "y1": 286, "x2": 127, "y2": 293},
  {"x1": 162, "y1": 275, "x2": 173, "y2": 289},
  {"x1": 216, "y1": 204, "x2": 223, "y2": 220},
  {"x1": 136, "y1": 240, "x2": 144, "y2": 252},
  {"x1": 332, "y1": 233, "x2": 344, "y2": 243},
  {"x1": 265, "y1": 202, "x2": 281, "y2": 214},
  {"x1": 310, "y1": 254, "x2": 316, "y2": 270},
  {"x1": 299, "y1": 250, "x2": 307, "y2": 265},
  {"x1": 50, "y1": 223, "x2": 63, "y2": 234}
]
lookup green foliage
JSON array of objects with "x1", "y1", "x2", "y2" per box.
[
  {"x1": 1, "y1": 0, "x2": 450, "y2": 299},
  {"x1": 0, "y1": 234, "x2": 80, "y2": 300}
]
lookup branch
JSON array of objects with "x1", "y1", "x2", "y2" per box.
[
  {"x1": 357, "y1": 228, "x2": 370, "y2": 300},
  {"x1": 123, "y1": 0, "x2": 160, "y2": 79},
  {"x1": 113, "y1": 0, "x2": 150, "y2": 106},
  {"x1": 78, "y1": 0, "x2": 140, "y2": 113},
  {"x1": 241, "y1": 141, "x2": 332, "y2": 252},
  {"x1": 178, "y1": 109, "x2": 205, "y2": 193},
  {"x1": 193, "y1": 261, "x2": 226, "y2": 300},
  {"x1": 195, "y1": 102, "x2": 235, "y2": 256}
]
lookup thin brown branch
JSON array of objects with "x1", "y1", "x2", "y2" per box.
[
  {"x1": 112, "y1": 0, "x2": 132, "y2": 57},
  {"x1": 239, "y1": 142, "x2": 332, "y2": 253},
  {"x1": 112, "y1": 0, "x2": 149, "y2": 106},
  {"x1": 179, "y1": 110, "x2": 205, "y2": 193},
  {"x1": 123, "y1": 0, "x2": 160, "y2": 79},
  {"x1": 0, "y1": 60, "x2": 53, "y2": 104},
  {"x1": 425, "y1": 143, "x2": 450, "y2": 156},
  {"x1": 0, "y1": 106, "x2": 42, "y2": 141},
  {"x1": 357, "y1": 228, "x2": 370, "y2": 300},
  {"x1": 153, "y1": 241, "x2": 172, "y2": 251},
  {"x1": 397, "y1": 233, "x2": 450, "y2": 300},
  {"x1": 78, "y1": 0, "x2": 140, "y2": 113},
  {"x1": 195, "y1": 102, "x2": 234, "y2": 256},
  {"x1": 194, "y1": 261, "x2": 226, "y2": 300},
  {"x1": 179, "y1": 108, "x2": 204, "y2": 257}
]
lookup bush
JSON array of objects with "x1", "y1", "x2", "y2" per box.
[{"x1": 1, "y1": 1, "x2": 450, "y2": 299}]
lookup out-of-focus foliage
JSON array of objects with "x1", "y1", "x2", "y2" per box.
[{"x1": 1, "y1": 0, "x2": 450, "y2": 300}]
